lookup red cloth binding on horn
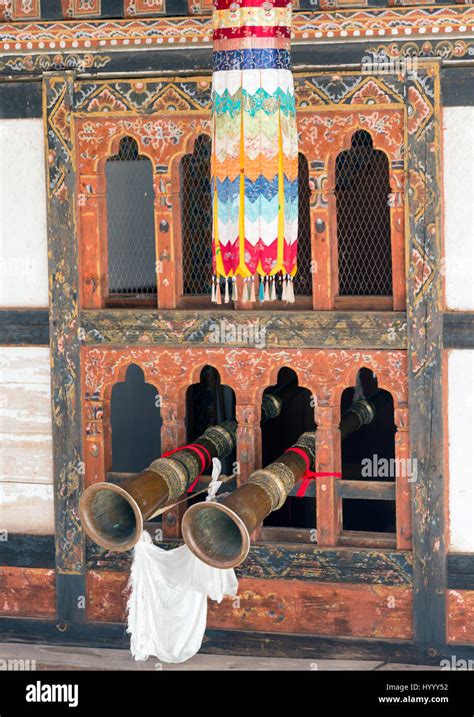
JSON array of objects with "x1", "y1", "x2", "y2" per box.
[
  {"x1": 284, "y1": 447, "x2": 342, "y2": 497},
  {"x1": 161, "y1": 444, "x2": 212, "y2": 493}
]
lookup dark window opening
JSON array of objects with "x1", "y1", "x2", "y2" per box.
[
  {"x1": 262, "y1": 367, "x2": 316, "y2": 529},
  {"x1": 110, "y1": 363, "x2": 162, "y2": 474},
  {"x1": 185, "y1": 365, "x2": 236, "y2": 477},
  {"x1": 294, "y1": 152, "x2": 312, "y2": 297},
  {"x1": 106, "y1": 136, "x2": 157, "y2": 302},
  {"x1": 181, "y1": 134, "x2": 213, "y2": 296},
  {"x1": 340, "y1": 367, "x2": 396, "y2": 533},
  {"x1": 336, "y1": 130, "x2": 392, "y2": 297}
]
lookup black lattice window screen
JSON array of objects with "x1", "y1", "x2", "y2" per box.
[
  {"x1": 106, "y1": 136, "x2": 157, "y2": 299},
  {"x1": 181, "y1": 134, "x2": 213, "y2": 296},
  {"x1": 336, "y1": 130, "x2": 392, "y2": 296},
  {"x1": 294, "y1": 152, "x2": 312, "y2": 296},
  {"x1": 180, "y1": 137, "x2": 313, "y2": 299}
]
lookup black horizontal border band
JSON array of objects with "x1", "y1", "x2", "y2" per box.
[
  {"x1": 1, "y1": 310, "x2": 473, "y2": 350},
  {"x1": 0, "y1": 309, "x2": 49, "y2": 345},
  {"x1": 443, "y1": 312, "x2": 474, "y2": 350}
]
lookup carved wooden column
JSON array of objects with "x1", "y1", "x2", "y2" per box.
[
  {"x1": 312, "y1": 179, "x2": 335, "y2": 310},
  {"x1": 161, "y1": 395, "x2": 187, "y2": 538},
  {"x1": 236, "y1": 402, "x2": 261, "y2": 484},
  {"x1": 394, "y1": 405, "x2": 412, "y2": 549},
  {"x1": 155, "y1": 175, "x2": 178, "y2": 309},
  {"x1": 78, "y1": 173, "x2": 107, "y2": 308},
  {"x1": 84, "y1": 397, "x2": 107, "y2": 487},
  {"x1": 389, "y1": 171, "x2": 406, "y2": 310},
  {"x1": 315, "y1": 402, "x2": 342, "y2": 546},
  {"x1": 236, "y1": 401, "x2": 262, "y2": 540}
]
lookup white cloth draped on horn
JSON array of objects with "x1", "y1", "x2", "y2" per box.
[{"x1": 126, "y1": 459, "x2": 238, "y2": 663}]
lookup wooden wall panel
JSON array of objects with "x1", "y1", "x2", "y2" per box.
[
  {"x1": 443, "y1": 107, "x2": 474, "y2": 311},
  {"x1": 0, "y1": 437, "x2": 53, "y2": 484},
  {"x1": 0, "y1": 347, "x2": 51, "y2": 385},
  {"x1": 447, "y1": 590, "x2": 474, "y2": 644},
  {"x1": 86, "y1": 571, "x2": 412, "y2": 639},
  {"x1": 0, "y1": 347, "x2": 54, "y2": 533},
  {"x1": 87, "y1": 570, "x2": 128, "y2": 623},
  {"x1": 0, "y1": 120, "x2": 49, "y2": 308},
  {"x1": 447, "y1": 350, "x2": 474, "y2": 552},
  {"x1": 0, "y1": 483, "x2": 54, "y2": 534},
  {"x1": 207, "y1": 579, "x2": 413, "y2": 639},
  {"x1": 0, "y1": 567, "x2": 56, "y2": 618},
  {"x1": 0, "y1": 384, "x2": 52, "y2": 438}
]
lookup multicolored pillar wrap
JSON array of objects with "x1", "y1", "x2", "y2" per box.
[{"x1": 211, "y1": 0, "x2": 298, "y2": 304}]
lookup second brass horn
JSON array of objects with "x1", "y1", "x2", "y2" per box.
[{"x1": 181, "y1": 395, "x2": 382, "y2": 569}]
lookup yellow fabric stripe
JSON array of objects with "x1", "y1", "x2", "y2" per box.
[
  {"x1": 236, "y1": 106, "x2": 251, "y2": 278},
  {"x1": 272, "y1": 108, "x2": 285, "y2": 276},
  {"x1": 213, "y1": 110, "x2": 226, "y2": 277}
]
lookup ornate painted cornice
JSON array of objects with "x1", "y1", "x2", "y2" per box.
[{"x1": 0, "y1": 5, "x2": 472, "y2": 53}]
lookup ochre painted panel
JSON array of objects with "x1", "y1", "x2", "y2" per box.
[
  {"x1": 0, "y1": 567, "x2": 55, "y2": 617},
  {"x1": 447, "y1": 590, "x2": 474, "y2": 644},
  {"x1": 87, "y1": 570, "x2": 412, "y2": 639}
]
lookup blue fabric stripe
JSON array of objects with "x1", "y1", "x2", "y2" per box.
[{"x1": 213, "y1": 49, "x2": 291, "y2": 71}]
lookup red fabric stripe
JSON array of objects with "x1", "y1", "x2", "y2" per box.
[
  {"x1": 213, "y1": 26, "x2": 291, "y2": 40},
  {"x1": 214, "y1": 0, "x2": 290, "y2": 9}
]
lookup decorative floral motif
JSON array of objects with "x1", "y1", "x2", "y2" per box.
[
  {"x1": 351, "y1": 79, "x2": 393, "y2": 105},
  {"x1": 152, "y1": 86, "x2": 195, "y2": 112},
  {"x1": 124, "y1": 0, "x2": 166, "y2": 16},
  {"x1": 0, "y1": 53, "x2": 111, "y2": 72},
  {"x1": 88, "y1": 88, "x2": 128, "y2": 112},
  {"x1": 407, "y1": 85, "x2": 432, "y2": 136},
  {"x1": 61, "y1": 0, "x2": 101, "y2": 18}
]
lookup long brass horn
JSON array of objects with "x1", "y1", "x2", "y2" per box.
[
  {"x1": 181, "y1": 395, "x2": 381, "y2": 569},
  {"x1": 79, "y1": 386, "x2": 291, "y2": 552}
]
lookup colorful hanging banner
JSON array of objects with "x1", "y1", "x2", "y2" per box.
[{"x1": 211, "y1": 0, "x2": 298, "y2": 303}]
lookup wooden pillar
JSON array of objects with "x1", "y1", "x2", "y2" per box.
[
  {"x1": 312, "y1": 183, "x2": 335, "y2": 310},
  {"x1": 236, "y1": 402, "x2": 261, "y2": 485},
  {"x1": 78, "y1": 173, "x2": 107, "y2": 308},
  {"x1": 315, "y1": 404, "x2": 342, "y2": 546},
  {"x1": 394, "y1": 406, "x2": 412, "y2": 550},
  {"x1": 155, "y1": 177, "x2": 178, "y2": 309},
  {"x1": 389, "y1": 177, "x2": 406, "y2": 310},
  {"x1": 83, "y1": 399, "x2": 106, "y2": 487},
  {"x1": 161, "y1": 397, "x2": 186, "y2": 538},
  {"x1": 236, "y1": 401, "x2": 262, "y2": 540}
]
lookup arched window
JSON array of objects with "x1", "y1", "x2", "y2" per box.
[
  {"x1": 110, "y1": 364, "x2": 161, "y2": 474},
  {"x1": 180, "y1": 134, "x2": 213, "y2": 297},
  {"x1": 340, "y1": 367, "x2": 396, "y2": 535},
  {"x1": 335, "y1": 130, "x2": 392, "y2": 301},
  {"x1": 106, "y1": 136, "x2": 156, "y2": 304},
  {"x1": 261, "y1": 367, "x2": 316, "y2": 531},
  {"x1": 294, "y1": 152, "x2": 312, "y2": 297},
  {"x1": 185, "y1": 365, "x2": 236, "y2": 475}
]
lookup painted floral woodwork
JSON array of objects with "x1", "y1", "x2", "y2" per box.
[
  {"x1": 82, "y1": 345, "x2": 411, "y2": 548},
  {"x1": 74, "y1": 75, "x2": 407, "y2": 310}
]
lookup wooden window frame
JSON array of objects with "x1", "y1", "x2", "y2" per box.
[
  {"x1": 299, "y1": 106, "x2": 406, "y2": 311},
  {"x1": 82, "y1": 346, "x2": 411, "y2": 550}
]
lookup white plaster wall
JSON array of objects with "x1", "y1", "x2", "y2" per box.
[
  {"x1": 448, "y1": 350, "x2": 474, "y2": 551},
  {"x1": 443, "y1": 107, "x2": 474, "y2": 310},
  {"x1": 0, "y1": 347, "x2": 54, "y2": 534},
  {"x1": 0, "y1": 119, "x2": 49, "y2": 308}
]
